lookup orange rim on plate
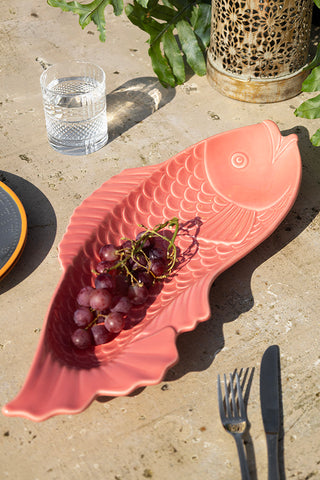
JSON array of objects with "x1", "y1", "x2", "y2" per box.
[{"x1": 0, "y1": 181, "x2": 27, "y2": 280}]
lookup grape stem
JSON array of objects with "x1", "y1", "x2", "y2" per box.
[
  {"x1": 136, "y1": 217, "x2": 179, "y2": 275},
  {"x1": 86, "y1": 218, "x2": 180, "y2": 331},
  {"x1": 105, "y1": 217, "x2": 179, "y2": 283}
]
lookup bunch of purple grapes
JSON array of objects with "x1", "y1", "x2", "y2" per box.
[{"x1": 71, "y1": 218, "x2": 179, "y2": 349}]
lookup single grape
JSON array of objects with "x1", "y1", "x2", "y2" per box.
[
  {"x1": 89, "y1": 288, "x2": 112, "y2": 311},
  {"x1": 150, "y1": 233, "x2": 170, "y2": 253},
  {"x1": 71, "y1": 328, "x2": 93, "y2": 349},
  {"x1": 127, "y1": 304, "x2": 147, "y2": 324},
  {"x1": 73, "y1": 307, "x2": 94, "y2": 328},
  {"x1": 136, "y1": 231, "x2": 151, "y2": 247},
  {"x1": 156, "y1": 229, "x2": 174, "y2": 241},
  {"x1": 91, "y1": 324, "x2": 111, "y2": 345},
  {"x1": 99, "y1": 244, "x2": 119, "y2": 262},
  {"x1": 150, "y1": 258, "x2": 167, "y2": 277},
  {"x1": 115, "y1": 274, "x2": 130, "y2": 296},
  {"x1": 148, "y1": 247, "x2": 167, "y2": 261},
  {"x1": 135, "y1": 270, "x2": 154, "y2": 289},
  {"x1": 111, "y1": 296, "x2": 132, "y2": 313},
  {"x1": 120, "y1": 239, "x2": 133, "y2": 250},
  {"x1": 95, "y1": 273, "x2": 115, "y2": 291},
  {"x1": 128, "y1": 284, "x2": 149, "y2": 305},
  {"x1": 148, "y1": 280, "x2": 163, "y2": 296},
  {"x1": 104, "y1": 312, "x2": 125, "y2": 333},
  {"x1": 96, "y1": 260, "x2": 118, "y2": 274},
  {"x1": 129, "y1": 252, "x2": 148, "y2": 271},
  {"x1": 76, "y1": 286, "x2": 94, "y2": 307}
]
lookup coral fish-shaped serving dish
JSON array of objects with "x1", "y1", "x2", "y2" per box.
[{"x1": 2, "y1": 120, "x2": 301, "y2": 421}]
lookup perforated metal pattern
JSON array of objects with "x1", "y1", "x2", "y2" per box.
[{"x1": 209, "y1": 0, "x2": 313, "y2": 79}]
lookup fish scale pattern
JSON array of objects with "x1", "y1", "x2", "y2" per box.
[{"x1": 3, "y1": 121, "x2": 301, "y2": 421}]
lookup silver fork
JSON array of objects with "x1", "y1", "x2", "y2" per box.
[{"x1": 217, "y1": 372, "x2": 251, "y2": 480}]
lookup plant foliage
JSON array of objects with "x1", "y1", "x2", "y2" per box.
[
  {"x1": 47, "y1": 0, "x2": 124, "y2": 41},
  {"x1": 48, "y1": 0, "x2": 319, "y2": 146},
  {"x1": 295, "y1": 42, "x2": 320, "y2": 146},
  {"x1": 47, "y1": 0, "x2": 211, "y2": 87}
]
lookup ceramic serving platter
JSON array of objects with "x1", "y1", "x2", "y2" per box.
[{"x1": 2, "y1": 120, "x2": 301, "y2": 421}]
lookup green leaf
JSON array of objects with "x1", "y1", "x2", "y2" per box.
[
  {"x1": 135, "y1": 0, "x2": 150, "y2": 8},
  {"x1": 111, "y1": 0, "x2": 123, "y2": 16},
  {"x1": 190, "y1": 3, "x2": 211, "y2": 49},
  {"x1": 313, "y1": 0, "x2": 320, "y2": 8},
  {"x1": 148, "y1": 4, "x2": 177, "y2": 22},
  {"x1": 163, "y1": 0, "x2": 192, "y2": 9},
  {"x1": 126, "y1": 0, "x2": 209, "y2": 85},
  {"x1": 310, "y1": 128, "x2": 320, "y2": 146},
  {"x1": 302, "y1": 66, "x2": 320, "y2": 92},
  {"x1": 304, "y1": 42, "x2": 320, "y2": 71},
  {"x1": 47, "y1": 0, "x2": 123, "y2": 41},
  {"x1": 176, "y1": 19, "x2": 206, "y2": 76},
  {"x1": 125, "y1": 2, "x2": 162, "y2": 39},
  {"x1": 162, "y1": 28, "x2": 185, "y2": 84},
  {"x1": 50, "y1": 0, "x2": 211, "y2": 86},
  {"x1": 148, "y1": 41, "x2": 176, "y2": 87},
  {"x1": 294, "y1": 93, "x2": 320, "y2": 119}
]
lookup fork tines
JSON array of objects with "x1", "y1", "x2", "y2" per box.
[
  {"x1": 217, "y1": 371, "x2": 251, "y2": 479},
  {"x1": 218, "y1": 372, "x2": 245, "y2": 419}
]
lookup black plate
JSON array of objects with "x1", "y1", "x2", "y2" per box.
[{"x1": 0, "y1": 181, "x2": 27, "y2": 279}]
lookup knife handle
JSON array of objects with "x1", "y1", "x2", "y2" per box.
[{"x1": 266, "y1": 434, "x2": 280, "y2": 480}]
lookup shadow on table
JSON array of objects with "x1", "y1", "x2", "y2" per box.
[
  {"x1": 0, "y1": 171, "x2": 57, "y2": 295},
  {"x1": 164, "y1": 124, "x2": 319, "y2": 370},
  {"x1": 278, "y1": 353, "x2": 286, "y2": 480},
  {"x1": 0, "y1": 78, "x2": 175, "y2": 293},
  {"x1": 95, "y1": 125, "x2": 317, "y2": 479},
  {"x1": 159, "y1": 125, "x2": 319, "y2": 478},
  {"x1": 164, "y1": 125, "x2": 320, "y2": 384},
  {"x1": 98, "y1": 125, "x2": 320, "y2": 412},
  {"x1": 106, "y1": 76, "x2": 176, "y2": 143}
]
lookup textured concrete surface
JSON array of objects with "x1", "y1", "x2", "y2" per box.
[{"x1": 1, "y1": 1, "x2": 320, "y2": 479}]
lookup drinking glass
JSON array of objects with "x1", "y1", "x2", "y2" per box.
[{"x1": 40, "y1": 61, "x2": 108, "y2": 155}]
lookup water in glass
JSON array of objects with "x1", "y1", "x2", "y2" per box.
[{"x1": 41, "y1": 62, "x2": 108, "y2": 156}]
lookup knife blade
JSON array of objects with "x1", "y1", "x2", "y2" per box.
[{"x1": 260, "y1": 345, "x2": 281, "y2": 480}]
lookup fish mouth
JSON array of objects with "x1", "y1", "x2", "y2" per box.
[
  {"x1": 262, "y1": 120, "x2": 298, "y2": 164},
  {"x1": 272, "y1": 134, "x2": 299, "y2": 164}
]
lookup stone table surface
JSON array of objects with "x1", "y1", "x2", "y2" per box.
[{"x1": 1, "y1": 2, "x2": 320, "y2": 479}]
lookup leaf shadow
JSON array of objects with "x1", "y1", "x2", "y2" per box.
[
  {"x1": 106, "y1": 76, "x2": 176, "y2": 143},
  {"x1": 0, "y1": 171, "x2": 57, "y2": 294}
]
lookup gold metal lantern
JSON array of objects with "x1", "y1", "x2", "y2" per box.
[{"x1": 207, "y1": 0, "x2": 314, "y2": 103}]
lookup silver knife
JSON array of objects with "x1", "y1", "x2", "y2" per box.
[{"x1": 260, "y1": 345, "x2": 281, "y2": 480}]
